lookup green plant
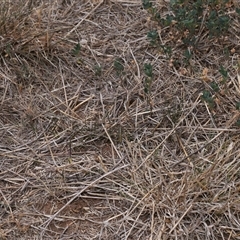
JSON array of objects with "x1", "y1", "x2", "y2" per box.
[
  {"x1": 143, "y1": 63, "x2": 153, "y2": 94},
  {"x1": 142, "y1": 0, "x2": 152, "y2": 10},
  {"x1": 236, "y1": 8, "x2": 240, "y2": 16},
  {"x1": 143, "y1": 63, "x2": 154, "y2": 112},
  {"x1": 236, "y1": 119, "x2": 240, "y2": 127},
  {"x1": 183, "y1": 49, "x2": 192, "y2": 65},
  {"x1": 114, "y1": 58, "x2": 124, "y2": 76},
  {"x1": 143, "y1": 0, "x2": 232, "y2": 47},
  {"x1": 172, "y1": 0, "x2": 203, "y2": 37},
  {"x1": 147, "y1": 30, "x2": 159, "y2": 45},
  {"x1": 210, "y1": 81, "x2": 219, "y2": 92},
  {"x1": 94, "y1": 65, "x2": 102, "y2": 76},
  {"x1": 71, "y1": 43, "x2": 81, "y2": 56},
  {"x1": 160, "y1": 44, "x2": 172, "y2": 57},
  {"x1": 236, "y1": 101, "x2": 240, "y2": 110},
  {"x1": 201, "y1": 90, "x2": 215, "y2": 108},
  {"x1": 206, "y1": 10, "x2": 230, "y2": 37},
  {"x1": 219, "y1": 65, "x2": 228, "y2": 83},
  {"x1": 144, "y1": 63, "x2": 153, "y2": 78}
]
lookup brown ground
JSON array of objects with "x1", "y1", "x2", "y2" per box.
[{"x1": 1, "y1": 0, "x2": 240, "y2": 239}]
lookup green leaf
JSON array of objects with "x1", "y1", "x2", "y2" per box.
[
  {"x1": 236, "y1": 101, "x2": 240, "y2": 110},
  {"x1": 142, "y1": 0, "x2": 152, "y2": 9},
  {"x1": 114, "y1": 58, "x2": 124, "y2": 75},
  {"x1": 147, "y1": 30, "x2": 158, "y2": 45},
  {"x1": 236, "y1": 8, "x2": 240, "y2": 16},
  {"x1": 160, "y1": 45, "x2": 172, "y2": 56},
  {"x1": 144, "y1": 78, "x2": 151, "y2": 94},
  {"x1": 184, "y1": 49, "x2": 192, "y2": 60},
  {"x1": 210, "y1": 81, "x2": 219, "y2": 92},
  {"x1": 94, "y1": 65, "x2": 102, "y2": 76},
  {"x1": 72, "y1": 43, "x2": 81, "y2": 56},
  {"x1": 202, "y1": 90, "x2": 215, "y2": 108},
  {"x1": 219, "y1": 65, "x2": 228, "y2": 79},
  {"x1": 202, "y1": 90, "x2": 211, "y2": 100},
  {"x1": 236, "y1": 119, "x2": 240, "y2": 127},
  {"x1": 154, "y1": 12, "x2": 161, "y2": 21},
  {"x1": 144, "y1": 63, "x2": 153, "y2": 78},
  {"x1": 162, "y1": 14, "x2": 174, "y2": 26}
]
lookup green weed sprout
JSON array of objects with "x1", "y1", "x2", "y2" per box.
[
  {"x1": 210, "y1": 81, "x2": 219, "y2": 92},
  {"x1": 114, "y1": 58, "x2": 124, "y2": 76},
  {"x1": 201, "y1": 90, "x2": 215, "y2": 109},
  {"x1": 143, "y1": 63, "x2": 153, "y2": 94},
  {"x1": 143, "y1": 0, "x2": 232, "y2": 47},
  {"x1": 147, "y1": 30, "x2": 159, "y2": 46},
  {"x1": 142, "y1": 0, "x2": 152, "y2": 10},
  {"x1": 71, "y1": 43, "x2": 81, "y2": 56},
  {"x1": 143, "y1": 63, "x2": 154, "y2": 112},
  {"x1": 236, "y1": 119, "x2": 240, "y2": 127},
  {"x1": 94, "y1": 65, "x2": 102, "y2": 76},
  {"x1": 219, "y1": 65, "x2": 228, "y2": 83},
  {"x1": 236, "y1": 101, "x2": 240, "y2": 110}
]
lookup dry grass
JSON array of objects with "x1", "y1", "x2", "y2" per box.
[{"x1": 0, "y1": 0, "x2": 240, "y2": 239}]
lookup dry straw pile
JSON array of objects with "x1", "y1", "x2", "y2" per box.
[{"x1": 0, "y1": 0, "x2": 240, "y2": 239}]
